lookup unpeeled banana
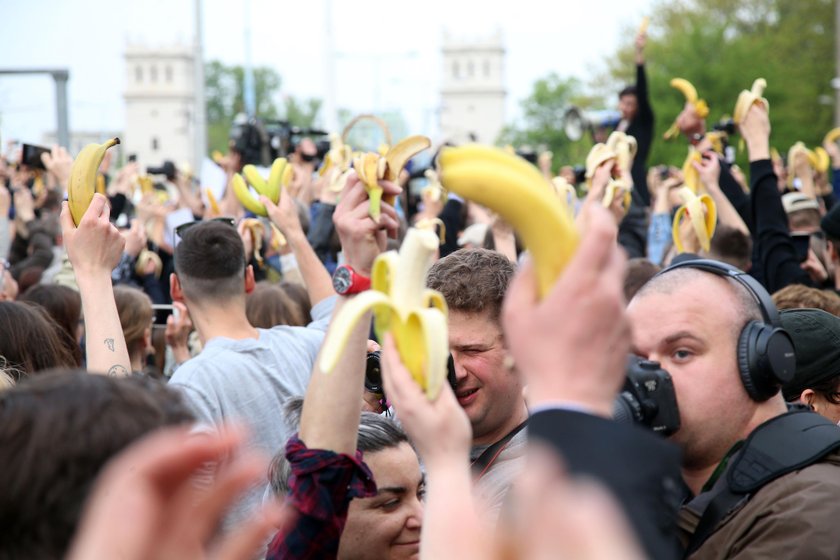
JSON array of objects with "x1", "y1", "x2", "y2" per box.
[
  {"x1": 664, "y1": 78, "x2": 709, "y2": 140},
  {"x1": 319, "y1": 228, "x2": 449, "y2": 399},
  {"x1": 733, "y1": 78, "x2": 768, "y2": 125},
  {"x1": 824, "y1": 128, "x2": 840, "y2": 146},
  {"x1": 439, "y1": 144, "x2": 579, "y2": 298},
  {"x1": 67, "y1": 138, "x2": 121, "y2": 226},
  {"x1": 353, "y1": 135, "x2": 431, "y2": 221},
  {"x1": 232, "y1": 158, "x2": 293, "y2": 216},
  {"x1": 672, "y1": 187, "x2": 717, "y2": 253}
]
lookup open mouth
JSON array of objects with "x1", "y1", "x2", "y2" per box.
[{"x1": 456, "y1": 387, "x2": 478, "y2": 404}]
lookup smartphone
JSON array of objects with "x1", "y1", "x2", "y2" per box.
[
  {"x1": 151, "y1": 304, "x2": 180, "y2": 326},
  {"x1": 791, "y1": 234, "x2": 811, "y2": 263},
  {"x1": 21, "y1": 143, "x2": 50, "y2": 171}
]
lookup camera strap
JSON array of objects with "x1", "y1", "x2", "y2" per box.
[
  {"x1": 684, "y1": 410, "x2": 840, "y2": 557},
  {"x1": 471, "y1": 420, "x2": 528, "y2": 479}
]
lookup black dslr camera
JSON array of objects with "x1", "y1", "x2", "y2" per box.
[
  {"x1": 365, "y1": 351, "x2": 457, "y2": 395},
  {"x1": 613, "y1": 356, "x2": 681, "y2": 436},
  {"x1": 229, "y1": 115, "x2": 330, "y2": 167}
]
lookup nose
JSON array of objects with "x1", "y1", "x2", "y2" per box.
[
  {"x1": 405, "y1": 496, "x2": 423, "y2": 531},
  {"x1": 450, "y1": 352, "x2": 469, "y2": 385}
]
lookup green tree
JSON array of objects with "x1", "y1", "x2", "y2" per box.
[
  {"x1": 605, "y1": 0, "x2": 835, "y2": 167},
  {"x1": 204, "y1": 61, "x2": 323, "y2": 155},
  {"x1": 498, "y1": 73, "x2": 605, "y2": 170}
]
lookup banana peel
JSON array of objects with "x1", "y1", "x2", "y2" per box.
[
  {"x1": 319, "y1": 228, "x2": 449, "y2": 399},
  {"x1": 585, "y1": 142, "x2": 632, "y2": 214},
  {"x1": 67, "y1": 137, "x2": 121, "y2": 226},
  {"x1": 787, "y1": 142, "x2": 817, "y2": 188},
  {"x1": 440, "y1": 144, "x2": 579, "y2": 298},
  {"x1": 672, "y1": 187, "x2": 717, "y2": 253},
  {"x1": 551, "y1": 177, "x2": 577, "y2": 220},
  {"x1": 664, "y1": 78, "x2": 709, "y2": 140},
  {"x1": 682, "y1": 149, "x2": 703, "y2": 193},
  {"x1": 414, "y1": 217, "x2": 446, "y2": 244},
  {"x1": 353, "y1": 135, "x2": 432, "y2": 221},
  {"x1": 733, "y1": 78, "x2": 768, "y2": 125},
  {"x1": 242, "y1": 218, "x2": 266, "y2": 265}
]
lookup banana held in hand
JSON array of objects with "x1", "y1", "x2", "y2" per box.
[
  {"x1": 672, "y1": 187, "x2": 717, "y2": 253},
  {"x1": 414, "y1": 217, "x2": 446, "y2": 244},
  {"x1": 787, "y1": 142, "x2": 817, "y2": 188},
  {"x1": 551, "y1": 177, "x2": 577, "y2": 220},
  {"x1": 421, "y1": 169, "x2": 447, "y2": 204},
  {"x1": 353, "y1": 135, "x2": 432, "y2": 221},
  {"x1": 242, "y1": 218, "x2": 266, "y2": 265},
  {"x1": 585, "y1": 142, "x2": 631, "y2": 213},
  {"x1": 205, "y1": 188, "x2": 221, "y2": 216},
  {"x1": 439, "y1": 144, "x2": 579, "y2": 298},
  {"x1": 733, "y1": 78, "x2": 768, "y2": 125},
  {"x1": 67, "y1": 137, "x2": 121, "y2": 226},
  {"x1": 664, "y1": 78, "x2": 709, "y2": 140},
  {"x1": 319, "y1": 228, "x2": 449, "y2": 399},
  {"x1": 824, "y1": 128, "x2": 840, "y2": 146},
  {"x1": 815, "y1": 147, "x2": 830, "y2": 174},
  {"x1": 681, "y1": 149, "x2": 703, "y2": 193},
  {"x1": 233, "y1": 158, "x2": 293, "y2": 216}
]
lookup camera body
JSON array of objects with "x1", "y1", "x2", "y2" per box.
[
  {"x1": 228, "y1": 116, "x2": 329, "y2": 167},
  {"x1": 365, "y1": 351, "x2": 457, "y2": 395},
  {"x1": 613, "y1": 356, "x2": 681, "y2": 436},
  {"x1": 146, "y1": 161, "x2": 177, "y2": 181}
]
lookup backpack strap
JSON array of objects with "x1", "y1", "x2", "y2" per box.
[{"x1": 684, "y1": 410, "x2": 840, "y2": 557}]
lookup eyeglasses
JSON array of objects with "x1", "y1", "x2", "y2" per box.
[{"x1": 175, "y1": 217, "x2": 236, "y2": 238}]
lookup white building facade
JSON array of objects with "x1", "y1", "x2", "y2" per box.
[
  {"x1": 123, "y1": 44, "x2": 196, "y2": 170},
  {"x1": 439, "y1": 30, "x2": 506, "y2": 144}
]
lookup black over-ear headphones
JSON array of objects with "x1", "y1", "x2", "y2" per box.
[{"x1": 656, "y1": 259, "x2": 796, "y2": 402}]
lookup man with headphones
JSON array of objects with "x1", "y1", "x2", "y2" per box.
[{"x1": 629, "y1": 253, "x2": 840, "y2": 557}]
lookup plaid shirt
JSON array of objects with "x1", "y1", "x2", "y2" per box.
[{"x1": 266, "y1": 436, "x2": 377, "y2": 559}]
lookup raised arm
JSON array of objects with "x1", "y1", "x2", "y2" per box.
[{"x1": 61, "y1": 194, "x2": 132, "y2": 376}]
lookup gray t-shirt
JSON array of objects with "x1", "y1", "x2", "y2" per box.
[
  {"x1": 169, "y1": 295, "x2": 336, "y2": 528},
  {"x1": 470, "y1": 426, "x2": 528, "y2": 524}
]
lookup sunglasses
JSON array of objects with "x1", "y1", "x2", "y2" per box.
[{"x1": 175, "y1": 217, "x2": 236, "y2": 238}]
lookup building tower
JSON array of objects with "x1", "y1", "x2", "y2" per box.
[
  {"x1": 123, "y1": 44, "x2": 196, "y2": 170},
  {"x1": 439, "y1": 30, "x2": 506, "y2": 144}
]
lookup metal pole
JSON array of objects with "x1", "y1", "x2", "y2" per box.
[
  {"x1": 194, "y1": 0, "x2": 207, "y2": 168},
  {"x1": 323, "y1": 0, "x2": 338, "y2": 131},
  {"x1": 243, "y1": 0, "x2": 256, "y2": 118},
  {"x1": 53, "y1": 70, "x2": 70, "y2": 149}
]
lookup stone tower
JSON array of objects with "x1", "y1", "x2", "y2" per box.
[
  {"x1": 123, "y1": 44, "x2": 196, "y2": 170},
  {"x1": 439, "y1": 30, "x2": 506, "y2": 144}
]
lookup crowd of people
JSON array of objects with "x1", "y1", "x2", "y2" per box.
[{"x1": 3, "y1": 24, "x2": 840, "y2": 560}]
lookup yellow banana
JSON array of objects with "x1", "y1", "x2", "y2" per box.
[
  {"x1": 682, "y1": 149, "x2": 703, "y2": 193},
  {"x1": 705, "y1": 131, "x2": 726, "y2": 155},
  {"x1": 211, "y1": 150, "x2": 225, "y2": 164},
  {"x1": 242, "y1": 218, "x2": 266, "y2": 265},
  {"x1": 135, "y1": 249, "x2": 163, "y2": 279},
  {"x1": 422, "y1": 169, "x2": 446, "y2": 204},
  {"x1": 639, "y1": 16, "x2": 649, "y2": 35},
  {"x1": 665, "y1": 78, "x2": 709, "y2": 140},
  {"x1": 270, "y1": 223, "x2": 287, "y2": 250},
  {"x1": 787, "y1": 142, "x2": 816, "y2": 188},
  {"x1": 585, "y1": 142, "x2": 631, "y2": 213},
  {"x1": 139, "y1": 175, "x2": 154, "y2": 196},
  {"x1": 551, "y1": 176, "x2": 578, "y2": 220},
  {"x1": 815, "y1": 147, "x2": 830, "y2": 174},
  {"x1": 67, "y1": 137, "x2": 121, "y2": 226},
  {"x1": 824, "y1": 128, "x2": 840, "y2": 146},
  {"x1": 672, "y1": 187, "x2": 717, "y2": 253},
  {"x1": 605, "y1": 131, "x2": 637, "y2": 189},
  {"x1": 439, "y1": 144, "x2": 579, "y2": 298},
  {"x1": 205, "y1": 188, "x2": 221, "y2": 216},
  {"x1": 353, "y1": 135, "x2": 432, "y2": 221},
  {"x1": 232, "y1": 173, "x2": 268, "y2": 216},
  {"x1": 733, "y1": 78, "x2": 768, "y2": 125},
  {"x1": 319, "y1": 228, "x2": 449, "y2": 399},
  {"x1": 414, "y1": 217, "x2": 446, "y2": 244}
]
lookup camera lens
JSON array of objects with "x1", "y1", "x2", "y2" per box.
[
  {"x1": 365, "y1": 351, "x2": 383, "y2": 393},
  {"x1": 612, "y1": 391, "x2": 644, "y2": 425}
]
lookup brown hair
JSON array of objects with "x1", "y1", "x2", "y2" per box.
[
  {"x1": 0, "y1": 301, "x2": 78, "y2": 380},
  {"x1": 19, "y1": 284, "x2": 83, "y2": 367},
  {"x1": 280, "y1": 281, "x2": 312, "y2": 325},
  {"x1": 426, "y1": 248, "x2": 514, "y2": 322},
  {"x1": 0, "y1": 371, "x2": 194, "y2": 558},
  {"x1": 709, "y1": 224, "x2": 753, "y2": 272},
  {"x1": 246, "y1": 282, "x2": 305, "y2": 328},
  {"x1": 624, "y1": 258, "x2": 661, "y2": 302},
  {"x1": 772, "y1": 285, "x2": 840, "y2": 316},
  {"x1": 113, "y1": 286, "x2": 153, "y2": 356}
]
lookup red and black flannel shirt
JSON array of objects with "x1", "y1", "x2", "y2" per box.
[{"x1": 266, "y1": 436, "x2": 377, "y2": 559}]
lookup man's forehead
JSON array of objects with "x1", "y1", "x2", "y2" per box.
[{"x1": 448, "y1": 310, "x2": 502, "y2": 343}]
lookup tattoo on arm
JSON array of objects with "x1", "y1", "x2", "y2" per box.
[
  {"x1": 104, "y1": 338, "x2": 115, "y2": 352},
  {"x1": 107, "y1": 364, "x2": 129, "y2": 377}
]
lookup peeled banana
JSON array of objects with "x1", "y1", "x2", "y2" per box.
[
  {"x1": 439, "y1": 144, "x2": 579, "y2": 298},
  {"x1": 585, "y1": 140, "x2": 632, "y2": 213},
  {"x1": 421, "y1": 169, "x2": 447, "y2": 204},
  {"x1": 787, "y1": 142, "x2": 817, "y2": 188},
  {"x1": 353, "y1": 135, "x2": 432, "y2": 221},
  {"x1": 681, "y1": 149, "x2": 703, "y2": 193},
  {"x1": 242, "y1": 218, "x2": 266, "y2": 265},
  {"x1": 414, "y1": 217, "x2": 446, "y2": 244},
  {"x1": 664, "y1": 78, "x2": 709, "y2": 140},
  {"x1": 67, "y1": 138, "x2": 121, "y2": 226},
  {"x1": 733, "y1": 78, "x2": 768, "y2": 125},
  {"x1": 319, "y1": 228, "x2": 449, "y2": 399},
  {"x1": 551, "y1": 177, "x2": 577, "y2": 220},
  {"x1": 672, "y1": 187, "x2": 717, "y2": 253}
]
